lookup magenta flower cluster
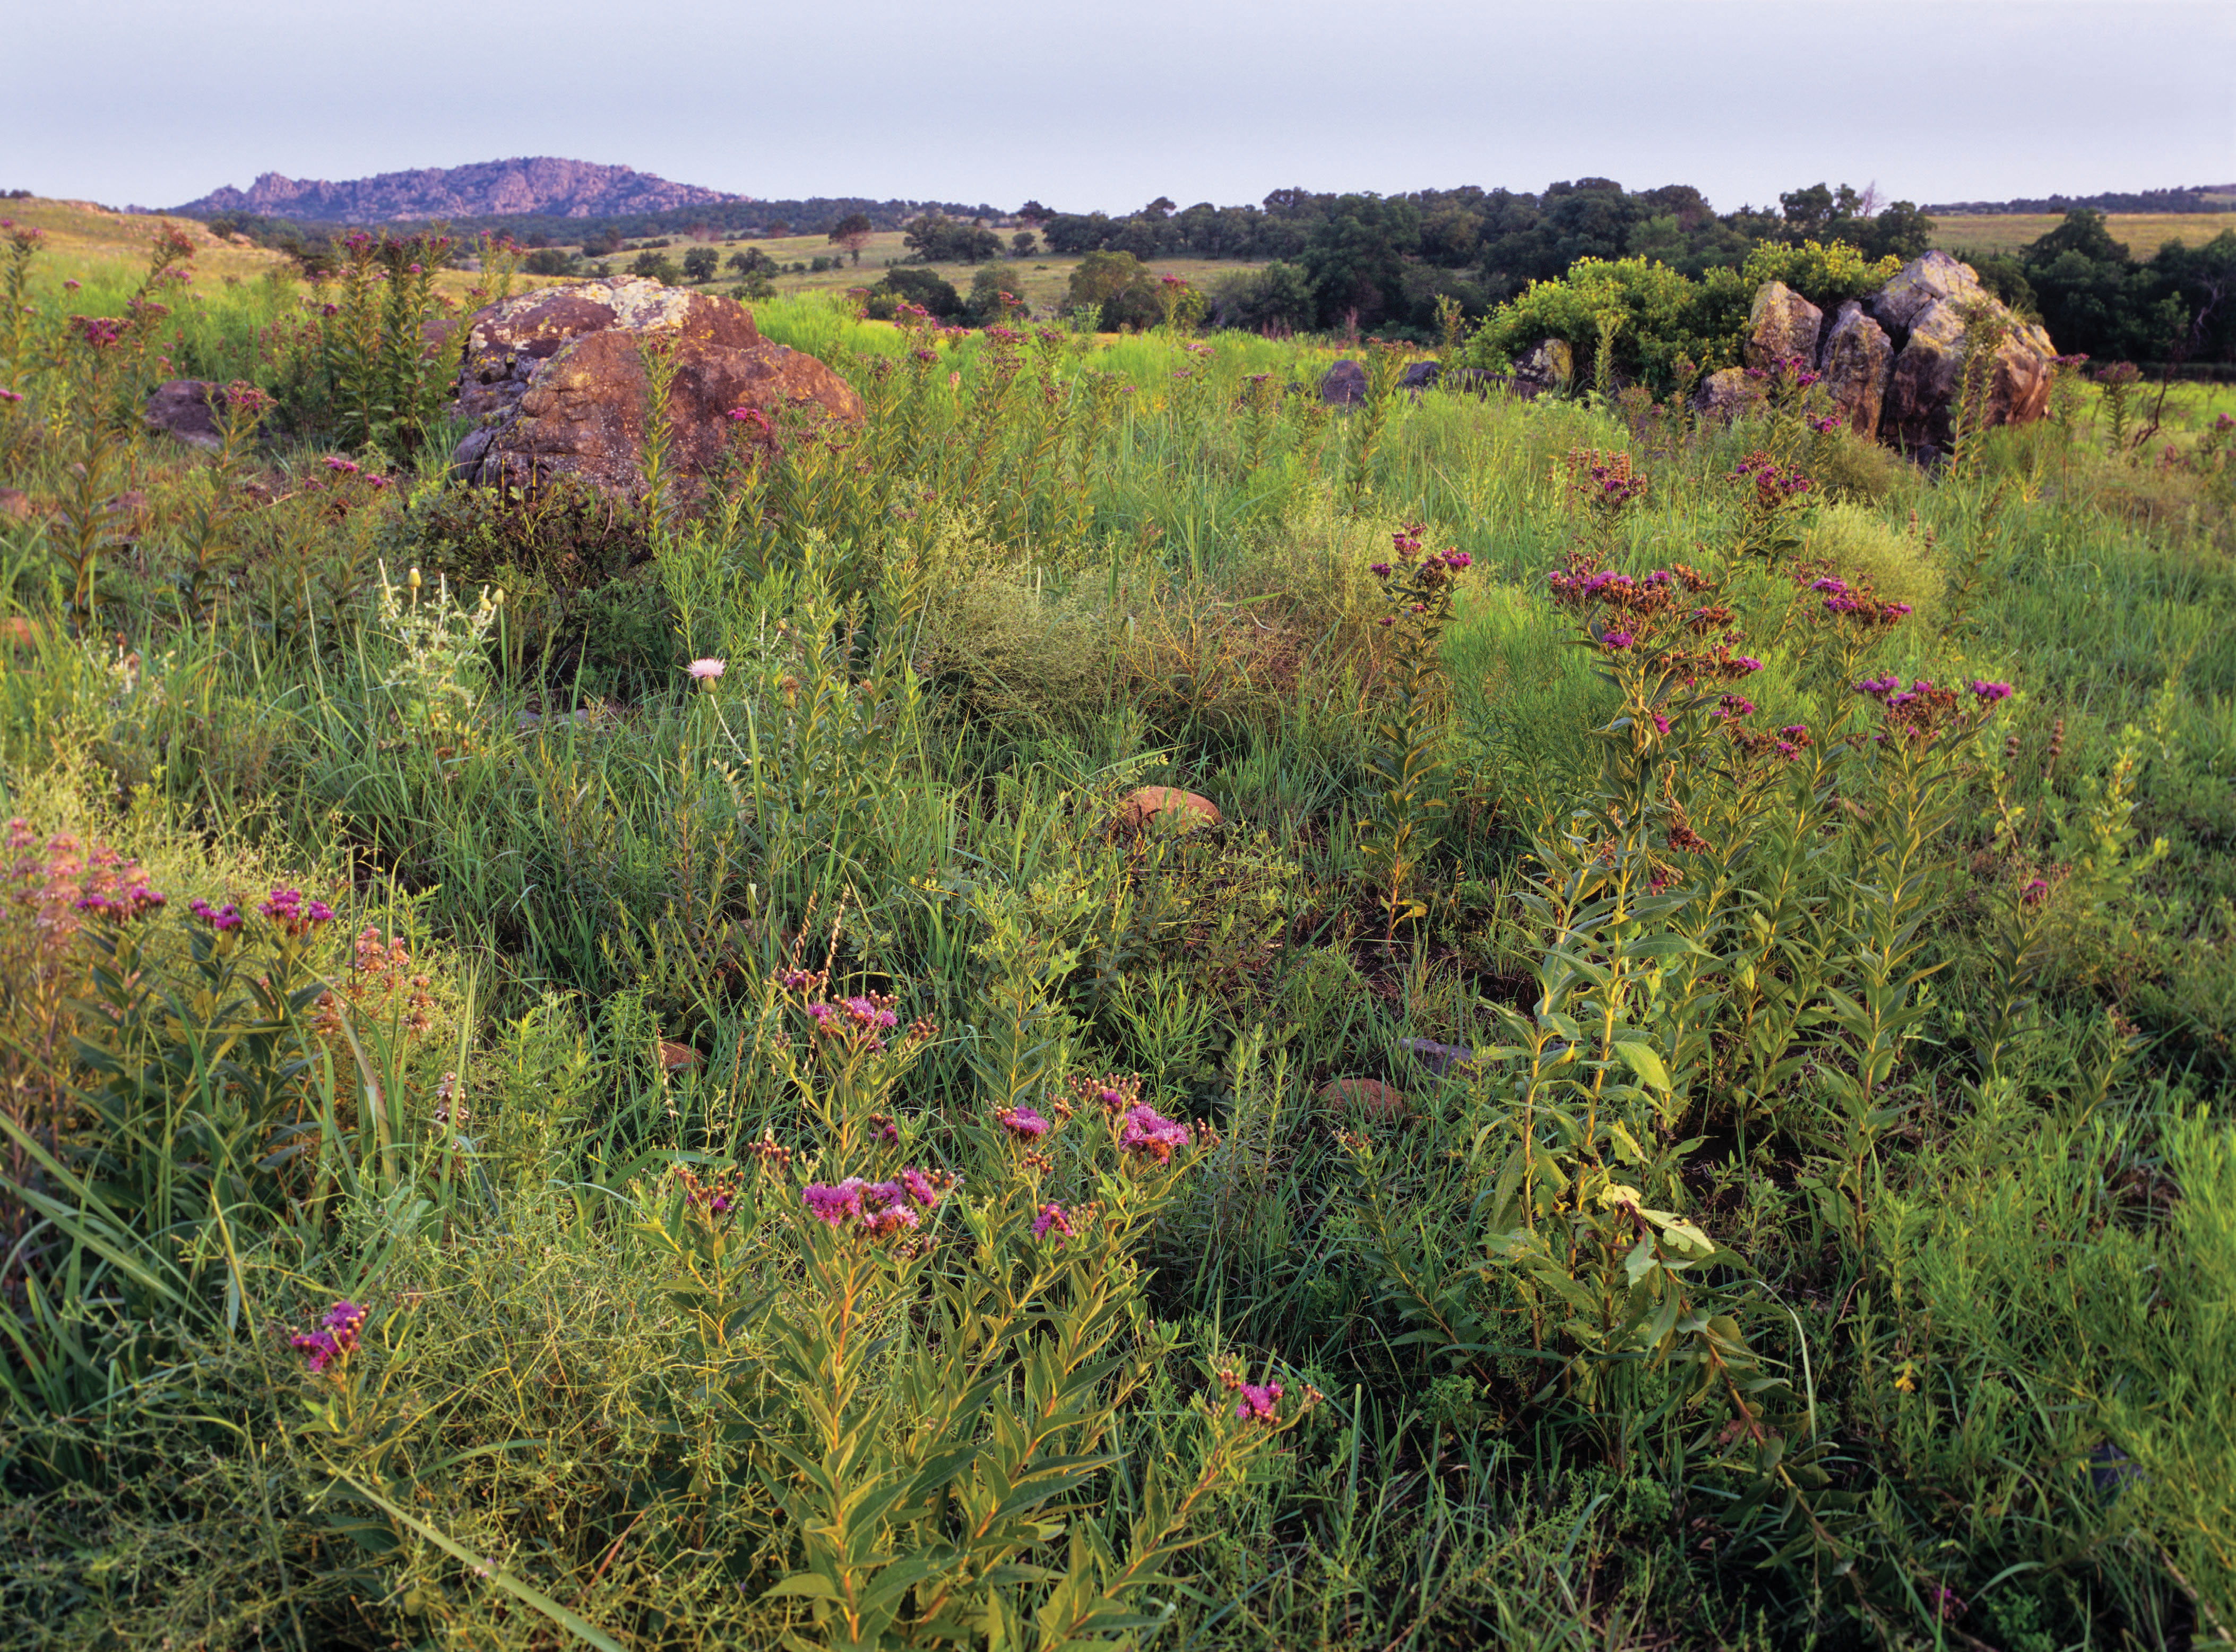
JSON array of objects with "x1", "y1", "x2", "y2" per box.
[
  {"x1": 996, "y1": 1105, "x2": 1050, "y2": 1141},
  {"x1": 1968, "y1": 680, "x2": 2014, "y2": 703},
  {"x1": 259, "y1": 886, "x2": 335, "y2": 937},
  {"x1": 1234, "y1": 1381, "x2": 1283, "y2": 1422},
  {"x1": 1032, "y1": 1203, "x2": 1076, "y2": 1242},
  {"x1": 291, "y1": 1300, "x2": 367, "y2": 1373},
  {"x1": 189, "y1": 897, "x2": 244, "y2": 932},
  {"x1": 1119, "y1": 1104, "x2": 1192, "y2": 1163},
  {"x1": 801, "y1": 1169, "x2": 951, "y2": 1238}
]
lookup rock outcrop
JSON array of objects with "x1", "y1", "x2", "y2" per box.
[
  {"x1": 1818, "y1": 301, "x2": 1893, "y2": 438},
  {"x1": 1695, "y1": 253, "x2": 2056, "y2": 454},
  {"x1": 1743, "y1": 281, "x2": 1823, "y2": 372},
  {"x1": 447, "y1": 277, "x2": 861, "y2": 497}
]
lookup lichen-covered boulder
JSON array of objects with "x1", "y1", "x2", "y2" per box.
[
  {"x1": 1819, "y1": 300, "x2": 1893, "y2": 438},
  {"x1": 1691, "y1": 366, "x2": 1766, "y2": 422},
  {"x1": 1743, "y1": 281, "x2": 1824, "y2": 373},
  {"x1": 447, "y1": 276, "x2": 860, "y2": 496},
  {"x1": 1510, "y1": 337, "x2": 1573, "y2": 398},
  {"x1": 1869, "y1": 249, "x2": 1982, "y2": 338}
]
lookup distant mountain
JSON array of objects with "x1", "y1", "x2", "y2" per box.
[
  {"x1": 167, "y1": 157, "x2": 743, "y2": 223},
  {"x1": 1923, "y1": 184, "x2": 2236, "y2": 216}
]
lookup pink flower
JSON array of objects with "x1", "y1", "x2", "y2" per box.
[
  {"x1": 293, "y1": 1300, "x2": 367, "y2": 1372},
  {"x1": 1601, "y1": 630, "x2": 1635, "y2": 651},
  {"x1": 802, "y1": 1180, "x2": 866, "y2": 1226},
  {"x1": 1119, "y1": 1104, "x2": 1192, "y2": 1163},
  {"x1": 996, "y1": 1105, "x2": 1050, "y2": 1141},
  {"x1": 1234, "y1": 1381, "x2": 1283, "y2": 1421},
  {"x1": 2022, "y1": 878, "x2": 2049, "y2": 906},
  {"x1": 1969, "y1": 680, "x2": 2014, "y2": 703},
  {"x1": 1032, "y1": 1203, "x2": 1075, "y2": 1242},
  {"x1": 687, "y1": 658, "x2": 725, "y2": 681}
]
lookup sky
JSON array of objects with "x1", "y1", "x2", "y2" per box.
[{"x1": 6, "y1": 0, "x2": 2232, "y2": 215}]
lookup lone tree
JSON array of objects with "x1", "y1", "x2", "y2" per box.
[
  {"x1": 681, "y1": 245, "x2": 719, "y2": 283},
  {"x1": 828, "y1": 211, "x2": 874, "y2": 266}
]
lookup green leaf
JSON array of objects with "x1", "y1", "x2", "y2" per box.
[{"x1": 1611, "y1": 1040, "x2": 1670, "y2": 1092}]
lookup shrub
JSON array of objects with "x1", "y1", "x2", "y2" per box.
[
  {"x1": 681, "y1": 246, "x2": 719, "y2": 282},
  {"x1": 628, "y1": 250, "x2": 679, "y2": 284},
  {"x1": 867, "y1": 265, "x2": 962, "y2": 321}
]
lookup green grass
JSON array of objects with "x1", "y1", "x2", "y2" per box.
[{"x1": 4, "y1": 210, "x2": 2236, "y2": 1650}]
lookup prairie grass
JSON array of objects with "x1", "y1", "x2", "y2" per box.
[{"x1": 3, "y1": 205, "x2": 2235, "y2": 1651}]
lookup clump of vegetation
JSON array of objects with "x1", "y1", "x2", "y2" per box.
[{"x1": 4, "y1": 203, "x2": 2236, "y2": 1651}]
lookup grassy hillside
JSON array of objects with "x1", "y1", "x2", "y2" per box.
[{"x1": 4, "y1": 200, "x2": 2235, "y2": 1651}]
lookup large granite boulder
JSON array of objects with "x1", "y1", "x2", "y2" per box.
[
  {"x1": 1869, "y1": 250, "x2": 1979, "y2": 338},
  {"x1": 447, "y1": 276, "x2": 861, "y2": 496},
  {"x1": 1510, "y1": 337, "x2": 1573, "y2": 398},
  {"x1": 1867, "y1": 254, "x2": 2055, "y2": 453},
  {"x1": 1818, "y1": 301, "x2": 1893, "y2": 438},
  {"x1": 1743, "y1": 281, "x2": 1823, "y2": 373}
]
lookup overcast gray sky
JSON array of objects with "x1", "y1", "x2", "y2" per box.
[{"x1": 6, "y1": 0, "x2": 2231, "y2": 214}]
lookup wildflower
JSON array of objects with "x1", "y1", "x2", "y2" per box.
[
  {"x1": 1651, "y1": 713, "x2": 1670, "y2": 735},
  {"x1": 292, "y1": 1300, "x2": 367, "y2": 1374},
  {"x1": 323, "y1": 456, "x2": 361, "y2": 475},
  {"x1": 1440, "y1": 550, "x2": 1472, "y2": 570},
  {"x1": 1810, "y1": 577, "x2": 1850, "y2": 596},
  {"x1": 1119, "y1": 1103, "x2": 1192, "y2": 1163},
  {"x1": 1369, "y1": 562, "x2": 1391, "y2": 577},
  {"x1": 190, "y1": 896, "x2": 244, "y2": 931},
  {"x1": 996, "y1": 1105, "x2": 1050, "y2": 1141},
  {"x1": 842, "y1": 994, "x2": 897, "y2": 1031},
  {"x1": 2022, "y1": 878, "x2": 2049, "y2": 906},
  {"x1": 1032, "y1": 1203, "x2": 1075, "y2": 1242},
  {"x1": 868, "y1": 1112, "x2": 900, "y2": 1146},
  {"x1": 1716, "y1": 695, "x2": 1756, "y2": 720},
  {"x1": 1969, "y1": 679, "x2": 2014, "y2": 703},
  {"x1": 901, "y1": 1166, "x2": 955, "y2": 1209},
  {"x1": 1731, "y1": 656, "x2": 1763, "y2": 673},
  {"x1": 802, "y1": 1180, "x2": 866, "y2": 1227},
  {"x1": 1234, "y1": 1380, "x2": 1282, "y2": 1422},
  {"x1": 1601, "y1": 629, "x2": 1635, "y2": 651},
  {"x1": 687, "y1": 658, "x2": 725, "y2": 681},
  {"x1": 1853, "y1": 674, "x2": 1900, "y2": 699},
  {"x1": 63, "y1": 278, "x2": 80, "y2": 291}
]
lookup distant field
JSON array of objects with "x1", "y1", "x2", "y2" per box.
[
  {"x1": 1930, "y1": 211, "x2": 2236, "y2": 259},
  {"x1": 617, "y1": 227, "x2": 1265, "y2": 314}
]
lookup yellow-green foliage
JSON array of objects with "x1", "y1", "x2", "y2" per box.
[
  {"x1": 1805, "y1": 500, "x2": 1945, "y2": 621},
  {"x1": 1740, "y1": 238, "x2": 1903, "y2": 310}
]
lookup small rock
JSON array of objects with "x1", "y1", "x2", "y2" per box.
[
  {"x1": 1398, "y1": 1037, "x2": 1477, "y2": 1077},
  {"x1": 1398, "y1": 360, "x2": 1440, "y2": 392},
  {"x1": 143, "y1": 379, "x2": 224, "y2": 450},
  {"x1": 2, "y1": 615, "x2": 45, "y2": 650},
  {"x1": 1115, "y1": 786, "x2": 1220, "y2": 832},
  {"x1": 1322, "y1": 359, "x2": 1368, "y2": 405},
  {"x1": 1317, "y1": 1077, "x2": 1406, "y2": 1119},
  {"x1": 657, "y1": 1039, "x2": 701, "y2": 1072}
]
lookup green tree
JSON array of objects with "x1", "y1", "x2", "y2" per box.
[
  {"x1": 829, "y1": 212, "x2": 874, "y2": 266},
  {"x1": 681, "y1": 246, "x2": 719, "y2": 283},
  {"x1": 1067, "y1": 248, "x2": 1159, "y2": 331},
  {"x1": 1010, "y1": 230, "x2": 1038, "y2": 258},
  {"x1": 629, "y1": 250, "x2": 680, "y2": 284}
]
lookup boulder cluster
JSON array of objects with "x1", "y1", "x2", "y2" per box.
[{"x1": 1696, "y1": 250, "x2": 2057, "y2": 454}]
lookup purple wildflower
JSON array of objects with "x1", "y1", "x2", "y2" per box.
[
  {"x1": 1969, "y1": 680, "x2": 2014, "y2": 703},
  {"x1": 1033, "y1": 1203, "x2": 1075, "y2": 1242},
  {"x1": 802, "y1": 1180, "x2": 866, "y2": 1226},
  {"x1": 996, "y1": 1105, "x2": 1050, "y2": 1141},
  {"x1": 1602, "y1": 630, "x2": 1635, "y2": 651},
  {"x1": 1119, "y1": 1104, "x2": 1192, "y2": 1164},
  {"x1": 1234, "y1": 1381, "x2": 1283, "y2": 1422}
]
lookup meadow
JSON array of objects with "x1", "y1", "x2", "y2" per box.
[
  {"x1": 3, "y1": 204, "x2": 2235, "y2": 1651},
  {"x1": 1928, "y1": 212, "x2": 2236, "y2": 260}
]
